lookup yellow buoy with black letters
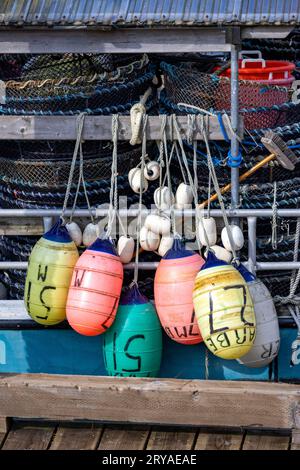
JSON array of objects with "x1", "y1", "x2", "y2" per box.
[
  {"x1": 193, "y1": 251, "x2": 256, "y2": 360},
  {"x1": 24, "y1": 219, "x2": 79, "y2": 325}
]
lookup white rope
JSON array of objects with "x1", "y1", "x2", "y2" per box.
[
  {"x1": 161, "y1": 117, "x2": 177, "y2": 236},
  {"x1": 174, "y1": 141, "x2": 188, "y2": 185},
  {"x1": 132, "y1": 115, "x2": 148, "y2": 285},
  {"x1": 201, "y1": 115, "x2": 238, "y2": 261},
  {"x1": 129, "y1": 87, "x2": 152, "y2": 146},
  {"x1": 176, "y1": 103, "x2": 215, "y2": 117},
  {"x1": 205, "y1": 348, "x2": 209, "y2": 380},
  {"x1": 106, "y1": 114, "x2": 119, "y2": 239},
  {"x1": 172, "y1": 114, "x2": 209, "y2": 250},
  {"x1": 274, "y1": 217, "x2": 300, "y2": 307},
  {"x1": 61, "y1": 112, "x2": 86, "y2": 224},
  {"x1": 69, "y1": 138, "x2": 95, "y2": 224},
  {"x1": 207, "y1": 172, "x2": 212, "y2": 219},
  {"x1": 271, "y1": 181, "x2": 278, "y2": 250}
]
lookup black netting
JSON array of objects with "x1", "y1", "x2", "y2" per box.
[
  {"x1": 160, "y1": 61, "x2": 297, "y2": 131},
  {"x1": 0, "y1": 54, "x2": 157, "y2": 115}
]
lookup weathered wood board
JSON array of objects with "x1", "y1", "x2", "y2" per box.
[
  {"x1": 147, "y1": 430, "x2": 196, "y2": 450},
  {"x1": 0, "y1": 374, "x2": 300, "y2": 429},
  {"x1": 0, "y1": 115, "x2": 243, "y2": 141},
  {"x1": 1, "y1": 423, "x2": 55, "y2": 450},
  {"x1": 0, "y1": 29, "x2": 231, "y2": 54},
  {"x1": 195, "y1": 432, "x2": 243, "y2": 450},
  {"x1": 50, "y1": 424, "x2": 102, "y2": 450},
  {"x1": 98, "y1": 426, "x2": 149, "y2": 450}
]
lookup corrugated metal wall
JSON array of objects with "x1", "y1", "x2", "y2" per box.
[{"x1": 0, "y1": 0, "x2": 299, "y2": 27}]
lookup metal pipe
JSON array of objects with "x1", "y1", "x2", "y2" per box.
[
  {"x1": 247, "y1": 217, "x2": 257, "y2": 274},
  {"x1": 1, "y1": 260, "x2": 300, "y2": 272},
  {"x1": 0, "y1": 261, "x2": 159, "y2": 271},
  {"x1": 256, "y1": 262, "x2": 300, "y2": 271},
  {"x1": 230, "y1": 44, "x2": 240, "y2": 217},
  {"x1": 1, "y1": 208, "x2": 300, "y2": 218}
]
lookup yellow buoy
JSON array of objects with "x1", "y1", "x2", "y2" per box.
[
  {"x1": 193, "y1": 252, "x2": 256, "y2": 359},
  {"x1": 24, "y1": 220, "x2": 79, "y2": 325}
]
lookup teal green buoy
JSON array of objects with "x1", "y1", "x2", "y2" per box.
[{"x1": 103, "y1": 284, "x2": 163, "y2": 377}]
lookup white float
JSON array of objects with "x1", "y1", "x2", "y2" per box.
[
  {"x1": 198, "y1": 217, "x2": 217, "y2": 246},
  {"x1": 144, "y1": 213, "x2": 171, "y2": 236},
  {"x1": 221, "y1": 225, "x2": 244, "y2": 251},
  {"x1": 82, "y1": 223, "x2": 98, "y2": 247},
  {"x1": 237, "y1": 267, "x2": 280, "y2": 368},
  {"x1": 158, "y1": 236, "x2": 174, "y2": 257},
  {"x1": 139, "y1": 226, "x2": 160, "y2": 251},
  {"x1": 208, "y1": 245, "x2": 233, "y2": 263},
  {"x1": 175, "y1": 183, "x2": 193, "y2": 209},
  {"x1": 128, "y1": 168, "x2": 148, "y2": 194},
  {"x1": 144, "y1": 161, "x2": 160, "y2": 181},
  {"x1": 154, "y1": 186, "x2": 175, "y2": 210},
  {"x1": 66, "y1": 221, "x2": 83, "y2": 247},
  {"x1": 117, "y1": 236, "x2": 135, "y2": 264}
]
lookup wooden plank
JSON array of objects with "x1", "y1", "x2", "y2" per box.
[
  {"x1": 291, "y1": 429, "x2": 300, "y2": 450},
  {"x1": 98, "y1": 426, "x2": 149, "y2": 450},
  {"x1": 0, "y1": 216, "x2": 89, "y2": 237},
  {"x1": 0, "y1": 432, "x2": 6, "y2": 448},
  {"x1": 195, "y1": 432, "x2": 243, "y2": 450},
  {"x1": 0, "y1": 217, "x2": 44, "y2": 236},
  {"x1": 242, "y1": 26, "x2": 293, "y2": 40},
  {"x1": 0, "y1": 374, "x2": 299, "y2": 429},
  {"x1": 1, "y1": 423, "x2": 55, "y2": 450},
  {"x1": 0, "y1": 418, "x2": 10, "y2": 434},
  {"x1": 0, "y1": 29, "x2": 230, "y2": 54},
  {"x1": 0, "y1": 115, "x2": 243, "y2": 141},
  {"x1": 50, "y1": 424, "x2": 102, "y2": 450},
  {"x1": 242, "y1": 434, "x2": 290, "y2": 451},
  {"x1": 146, "y1": 430, "x2": 196, "y2": 450},
  {"x1": 0, "y1": 300, "x2": 31, "y2": 321}
]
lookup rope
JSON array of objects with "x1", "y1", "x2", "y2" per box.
[
  {"x1": 61, "y1": 112, "x2": 86, "y2": 224},
  {"x1": 132, "y1": 115, "x2": 148, "y2": 285},
  {"x1": 201, "y1": 115, "x2": 238, "y2": 260},
  {"x1": 161, "y1": 116, "x2": 176, "y2": 236},
  {"x1": 274, "y1": 216, "x2": 300, "y2": 307},
  {"x1": 271, "y1": 181, "x2": 278, "y2": 250},
  {"x1": 172, "y1": 114, "x2": 209, "y2": 250},
  {"x1": 105, "y1": 114, "x2": 119, "y2": 239},
  {"x1": 129, "y1": 86, "x2": 152, "y2": 146},
  {"x1": 205, "y1": 348, "x2": 209, "y2": 380}
]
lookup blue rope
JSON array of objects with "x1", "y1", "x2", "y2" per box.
[
  {"x1": 0, "y1": 97, "x2": 157, "y2": 116},
  {"x1": 217, "y1": 113, "x2": 230, "y2": 142},
  {"x1": 227, "y1": 149, "x2": 243, "y2": 168}
]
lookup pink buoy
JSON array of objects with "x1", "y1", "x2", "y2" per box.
[
  {"x1": 66, "y1": 238, "x2": 123, "y2": 336},
  {"x1": 154, "y1": 239, "x2": 204, "y2": 345}
]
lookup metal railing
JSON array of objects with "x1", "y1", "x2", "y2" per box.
[{"x1": 0, "y1": 207, "x2": 299, "y2": 273}]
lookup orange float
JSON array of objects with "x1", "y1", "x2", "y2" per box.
[
  {"x1": 66, "y1": 238, "x2": 123, "y2": 336},
  {"x1": 154, "y1": 239, "x2": 204, "y2": 345}
]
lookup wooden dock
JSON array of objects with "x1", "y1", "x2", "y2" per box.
[
  {"x1": 1, "y1": 373, "x2": 300, "y2": 451},
  {"x1": 0, "y1": 420, "x2": 296, "y2": 451}
]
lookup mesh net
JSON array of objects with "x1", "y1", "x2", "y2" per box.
[
  {"x1": 0, "y1": 141, "x2": 142, "y2": 189},
  {"x1": 0, "y1": 53, "x2": 157, "y2": 115},
  {"x1": 161, "y1": 61, "x2": 298, "y2": 132}
]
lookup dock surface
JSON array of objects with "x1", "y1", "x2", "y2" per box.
[{"x1": 0, "y1": 420, "x2": 294, "y2": 450}]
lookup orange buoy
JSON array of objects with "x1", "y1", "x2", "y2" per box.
[
  {"x1": 154, "y1": 239, "x2": 204, "y2": 344},
  {"x1": 66, "y1": 238, "x2": 123, "y2": 336}
]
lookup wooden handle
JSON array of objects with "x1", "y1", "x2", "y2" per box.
[{"x1": 199, "y1": 153, "x2": 275, "y2": 208}]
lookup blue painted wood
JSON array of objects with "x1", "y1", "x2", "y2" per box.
[{"x1": 0, "y1": 328, "x2": 297, "y2": 380}]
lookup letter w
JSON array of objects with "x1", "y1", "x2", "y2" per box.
[{"x1": 74, "y1": 270, "x2": 85, "y2": 287}]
